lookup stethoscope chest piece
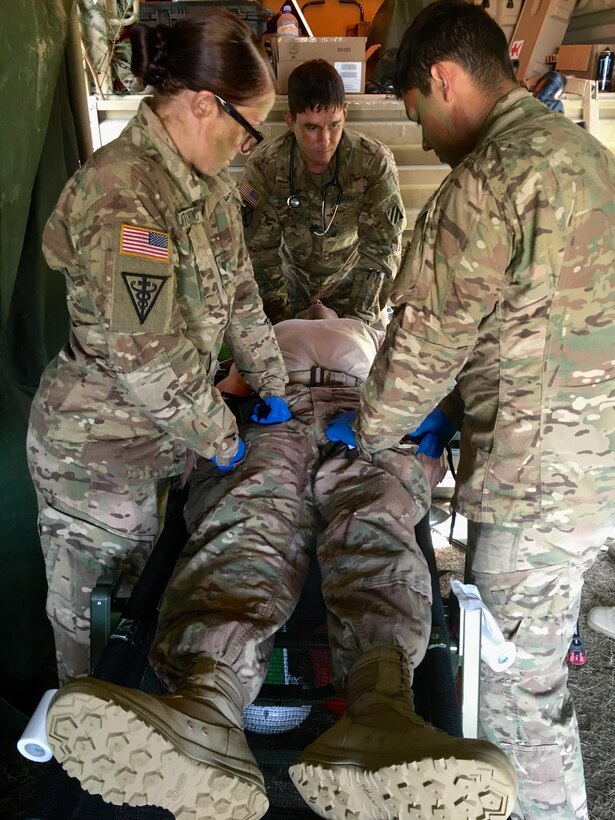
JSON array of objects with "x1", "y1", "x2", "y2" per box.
[{"x1": 287, "y1": 138, "x2": 342, "y2": 234}]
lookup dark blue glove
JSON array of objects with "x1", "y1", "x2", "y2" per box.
[
  {"x1": 251, "y1": 395, "x2": 292, "y2": 424},
  {"x1": 325, "y1": 410, "x2": 357, "y2": 448},
  {"x1": 408, "y1": 408, "x2": 456, "y2": 458},
  {"x1": 211, "y1": 436, "x2": 246, "y2": 471}
]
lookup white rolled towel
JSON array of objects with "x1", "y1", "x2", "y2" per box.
[{"x1": 451, "y1": 579, "x2": 516, "y2": 672}]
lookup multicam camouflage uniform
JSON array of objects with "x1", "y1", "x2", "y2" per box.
[
  {"x1": 27, "y1": 100, "x2": 287, "y2": 683},
  {"x1": 355, "y1": 88, "x2": 615, "y2": 819},
  {"x1": 240, "y1": 130, "x2": 406, "y2": 324},
  {"x1": 151, "y1": 326, "x2": 432, "y2": 706}
]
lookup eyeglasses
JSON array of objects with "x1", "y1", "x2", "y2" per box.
[{"x1": 214, "y1": 94, "x2": 264, "y2": 154}]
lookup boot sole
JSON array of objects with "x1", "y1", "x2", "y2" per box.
[
  {"x1": 289, "y1": 757, "x2": 516, "y2": 820},
  {"x1": 47, "y1": 688, "x2": 269, "y2": 820}
]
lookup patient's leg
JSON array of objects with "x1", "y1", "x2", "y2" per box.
[
  {"x1": 314, "y1": 445, "x2": 433, "y2": 688},
  {"x1": 291, "y1": 444, "x2": 519, "y2": 820},
  {"x1": 44, "y1": 388, "x2": 320, "y2": 819},
  {"x1": 151, "y1": 387, "x2": 318, "y2": 705}
]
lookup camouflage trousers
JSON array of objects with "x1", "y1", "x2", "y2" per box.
[
  {"x1": 26, "y1": 429, "x2": 167, "y2": 683},
  {"x1": 151, "y1": 384, "x2": 432, "y2": 705},
  {"x1": 465, "y1": 518, "x2": 613, "y2": 820}
]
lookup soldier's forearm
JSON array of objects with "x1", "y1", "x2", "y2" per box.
[{"x1": 117, "y1": 349, "x2": 239, "y2": 458}]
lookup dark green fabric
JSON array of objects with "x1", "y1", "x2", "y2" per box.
[
  {"x1": 0, "y1": 0, "x2": 79, "y2": 705},
  {"x1": 2, "y1": 68, "x2": 77, "y2": 409},
  {"x1": 1, "y1": 0, "x2": 74, "y2": 327}
]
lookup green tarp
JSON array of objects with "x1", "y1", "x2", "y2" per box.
[{"x1": 0, "y1": 0, "x2": 79, "y2": 718}]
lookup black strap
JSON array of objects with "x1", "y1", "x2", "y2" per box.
[{"x1": 221, "y1": 393, "x2": 261, "y2": 424}]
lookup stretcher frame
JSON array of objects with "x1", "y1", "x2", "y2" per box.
[{"x1": 24, "y1": 482, "x2": 482, "y2": 819}]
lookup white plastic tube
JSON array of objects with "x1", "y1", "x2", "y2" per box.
[
  {"x1": 451, "y1": 580, "x2": 516, "y2": 672},
  {"x1": 17, "y1": 688, "x2": 58, "y2": 762}
]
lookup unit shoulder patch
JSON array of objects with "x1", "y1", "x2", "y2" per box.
[
  {"x1": 386, "y1": 204, "x2": 404, "y2": 225},
  {"x1": 242, "y1": 205, "x2": 254, "y2": 228}
]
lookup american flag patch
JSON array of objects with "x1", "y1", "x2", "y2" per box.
[
  {"x1": 239, "y1": 179, "x2": 262, "y2": 209},
  {"x1": 120, "y1": 225, "x2": 170, "y2": 261}
]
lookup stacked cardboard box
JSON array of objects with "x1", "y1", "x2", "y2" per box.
[
  {"x1": 556, "y1": 43, "x2": 614, "y2": 80},
  {"x1": 273, "y1": 37, "x2": 367, "y2": 94}
]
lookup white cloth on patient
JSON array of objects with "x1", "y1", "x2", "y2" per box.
[{"x1": 274, "y1": 318, "x2": 384, "y2": 384}]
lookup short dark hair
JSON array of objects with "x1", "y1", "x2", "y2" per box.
[
  {"x1": 130, "y1": 9, "x2": 274, "y2": 105},
  {"x1": 396, "y1": 0, "x2": 516, "y2": 97},
  {"x1": 287, "y1": 60, "x2": 345, "y2": 118}
]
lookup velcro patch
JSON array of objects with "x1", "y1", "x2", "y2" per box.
[
  {"x1": 120, "y1": 224, "x2": 170, "y2": 262},
  {"x1": 239, "y1": 179, "x2": 262, "y2": 209},
  {"x1": 386, "y1": 204, "x2": 404, "y2": 225}
]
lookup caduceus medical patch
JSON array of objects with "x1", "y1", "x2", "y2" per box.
[{"x1": 121, "y1": 272, "x2": 168, "y2": 324}]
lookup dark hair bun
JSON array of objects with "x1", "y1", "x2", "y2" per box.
[
  {"x1": 130, "y1": 22, "x2": 171, "y2": 88},
  {"x1": 144, "y1": 25, "x2": 170, "y2": 86}
]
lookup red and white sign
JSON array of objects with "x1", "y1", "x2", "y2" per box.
[{"x1": 510, "y1": 40, "x2": 524, "y2": 60}]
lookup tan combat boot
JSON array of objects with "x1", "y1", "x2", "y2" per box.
[
  {"x1": 46, "y1": 658, "x2": 268, "y2": 820},
  {"x1": 289, "y1": 646, "x2": 518, "y2": 819}
]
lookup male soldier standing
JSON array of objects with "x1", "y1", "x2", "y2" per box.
[
  {"x1": 240, "y1": 59, "x2": 406, "y2": 325},
  {"x1": 327, "y1": 2, "x2": 615, "y2": 819}
]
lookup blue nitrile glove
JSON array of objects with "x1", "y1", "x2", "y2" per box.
[
  {"x1": 251, "y1": 395, "x2": 292, "y2": 424},
  {"x1": 326, "y1": 410, "x2": 357, "y2": 449},
  {"x1": 211, "y1": 436, "x2": 246, "y2": 471},
  {"x1": 408, "y1": 408, "x2": 457, "y2": 458}
]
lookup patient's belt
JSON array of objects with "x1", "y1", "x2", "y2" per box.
[{"x1": 289, "y1": 366, "x2": 363, "y2": 388}]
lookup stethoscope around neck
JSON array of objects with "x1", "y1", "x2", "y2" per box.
[{"x1": 286, "y1": 138, "x2": 343, "y2": 236}]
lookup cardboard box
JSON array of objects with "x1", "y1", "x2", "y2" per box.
[
  {"x1": 556, "y1": 43, "x2": 614, "y2": 80},
  {"x1": 509, "y1": 0, "x2": 576, "y2": 84},
  {"x1": 346, "y1": 22, "x2": 371, "y2": 38},
  {"x1": 274, "y1": 37, "x2": 366, "y2": 94}
]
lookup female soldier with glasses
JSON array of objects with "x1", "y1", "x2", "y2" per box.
[{"x1": 27, "y1": 13, "x2": 290, "y2": 814}]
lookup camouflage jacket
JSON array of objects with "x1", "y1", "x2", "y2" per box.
[
  {"x1": 31, "y1": 100, "x2": 287, "y2": 480},
  {"x1": 240, "y1": 129, "x2": 405, "y2": 324},
  {"x1": 357, "y1": 88, "x2": 615, "y2": 527}
]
